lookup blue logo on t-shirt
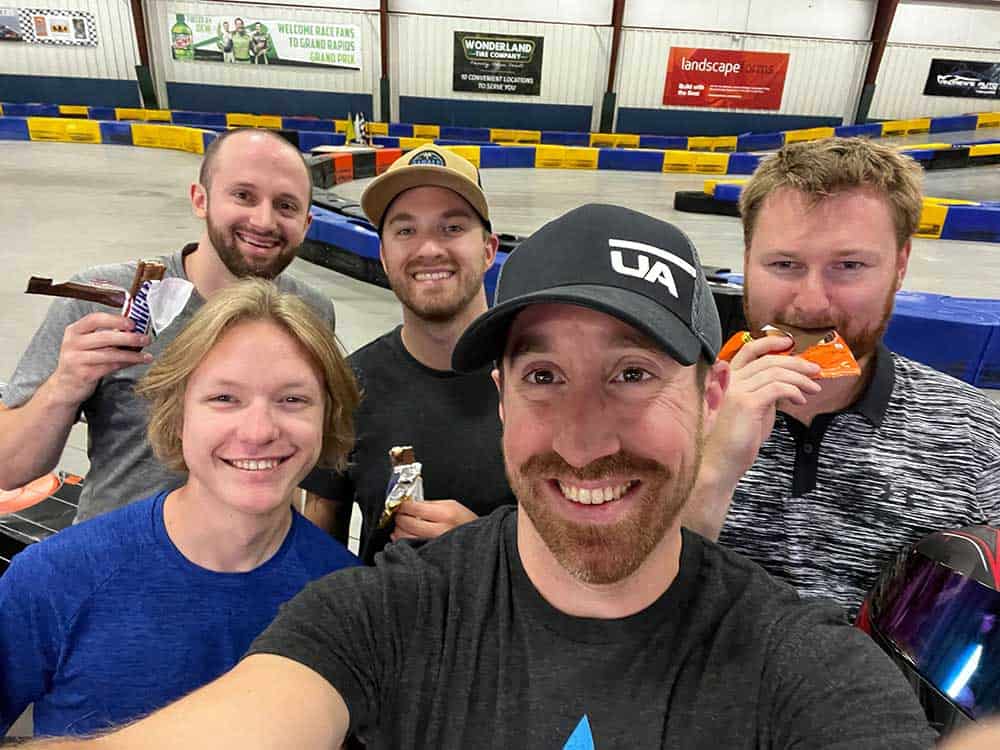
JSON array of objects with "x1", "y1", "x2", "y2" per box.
[{"x1": 563, "y1": 715, "x2": 595, "y2": 749}]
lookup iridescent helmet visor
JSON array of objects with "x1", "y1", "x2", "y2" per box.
[{"x1": 869, "y1": 549, "x2": 1000, "y2": 721}]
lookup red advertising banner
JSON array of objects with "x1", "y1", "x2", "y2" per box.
[{"x1": 663, "y1": 47, "x2": 790, "y2": 110}]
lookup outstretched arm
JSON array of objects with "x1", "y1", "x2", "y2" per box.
[{"x1": 19, "y1": 654, "x2": 349, "y2": 750}]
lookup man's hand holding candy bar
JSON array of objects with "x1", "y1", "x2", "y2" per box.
[
  {"x1": 379, "y1": 446, "x2": 479, "y2": 542},
  {"x1": 685, "y1": 324, "x2": 860, "y2": 541},
  {"x1": 391, "y1": 499, "x2": 479, "y2": 542}
]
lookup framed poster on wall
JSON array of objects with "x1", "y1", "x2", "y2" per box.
[
  {"x1": 924, "y1": 59, "x2": 1000, "y2": 100},
  {"x1": 663, "y1": 47, "x2": 789, "y2": 110},
  {"x1": 453, "y1": 30, "x2": 544, "y2": 96},
  {"x1": 0, "y1": 7, "x2": 24, "y2": 41},
  {"x1": 18, "y1": 7, "x2": 97, "y2": 46},
  {"x1": 168, "y1": 13, "x2": 361, "y2": 70}
]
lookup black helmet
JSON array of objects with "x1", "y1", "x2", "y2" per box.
[{"x1": 857, "y1": 525, "x2": 1000, "y2": 735}]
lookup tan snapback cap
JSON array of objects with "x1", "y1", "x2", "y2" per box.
[{"x1": 360, "y1": 144, "x2": 491, "y2": 230}]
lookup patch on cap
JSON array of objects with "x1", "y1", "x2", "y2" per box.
[{"x1": 409, "y1": 150, "x2": 446, "y2": 167}]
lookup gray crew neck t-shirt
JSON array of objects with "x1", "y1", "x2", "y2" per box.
[{"x1": 3, "y1": 246, "x2": 336, "y2": 522}]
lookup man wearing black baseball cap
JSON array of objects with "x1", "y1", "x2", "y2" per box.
[
  {"x1": 302, "y1": 145, "x2": 511, "y2": 562},
  {"x1": 24, "y1": 205, "x2": 933, "y2": 749}
]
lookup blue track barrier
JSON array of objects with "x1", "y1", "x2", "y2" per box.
[
  {"x1": 87, "y1": 106, "x2": 115, "y2": 121},
  {"x1": 727, "y1": 153, "x2": 763, "y2": 174},
  {"x1": 97, "y1": 121, "x2": 133, "y2": 146},
  {"x1": 639, "y1": 135, "x2": 689, "y2": 150},
  {"x1": 440, "y1": 126, "x2": 491, "y2": 142},
  {"x1": 834, "y1": 123, "x2": 884, "y2": 138},
  {"x1": 884, "y1": 292, "x2": 997, "y2": 383},
  {"x1": 298, "y1": 130, "x2": 345, "y2": 151},
  {"x1": 941, "y1": 205, "x2": 1000, "y2": 243},
  {"x1": 282, "y1": 116, "x2": 333, "y2": 132},
  {"x1": 388, "y1": 123, "x2": 414, "y2": 137},
  {"x1": 736, "y1": 132, "x2": 785, "y2": 151},
  {"x1": 930, "y1": 114, "x2": 980, "y2": 133},
  {"x1": 372, "y1": 135, "x2": 400, "y2": 148},
  {"x1": 504, "y1": 146, "x2": 536, "y2": 168},
  {"x1": 0, "y1": 117, "x2": 29, "y2": 141},
  {"x1": 713, "y1": 183, "x2": 743, "y2": 203},
  {"x1": 597, "y1": 148, "x2": 663, "y2": 171},
  {"x1": 542, "y1": 130, "x2": 591, "y2": 147},
  {"x1": 172, "y1": 111, "x2": 227, "y2": 128}
]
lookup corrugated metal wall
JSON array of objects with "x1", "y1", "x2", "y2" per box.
[
  {"x1": 872, "y1": 44, "x2": 1000, "y2": 120},
  {"x1": 0, "y1": 0, "x2": 139, "y2": 80},
  {"x1": 390, "y1": 13, "x2": 611, "y2": 128},
  {"x1": 144, "y1": 0, "x2": 380, "y2": 111},
  {"x1": 616, "y1": 28, "x2": 870, "y2": 123}
]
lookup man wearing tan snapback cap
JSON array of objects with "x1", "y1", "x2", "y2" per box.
[{"x1": 303, "y1": 145, "x2": 512, "y2": 562}]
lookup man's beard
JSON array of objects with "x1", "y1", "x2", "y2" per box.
[
  {"x1": 388, "y1": 264, "x2": 484, "y2": 324},
  {"x1": 207, "y1": 215, "x2": 297, "y2": 280},
  {"x1": 742, "y1": 279, "x2": 896, "y2": 361},
  {"x1": 508, "y1": 421, "x2": 703, "y2": 585}
]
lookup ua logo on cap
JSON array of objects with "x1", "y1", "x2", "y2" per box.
[
  {"x1": 608, "y1": 238, "x2": 696, "y2": 299},
  {"x1": 409, "y1": 150, "x2": 446, "y2": 167}
]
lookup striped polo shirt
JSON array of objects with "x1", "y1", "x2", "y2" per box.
[{"x1": 719, "y1": 344, "x2": 1000, "y2": 618}]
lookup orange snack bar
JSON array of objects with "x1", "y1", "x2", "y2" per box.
[{"x1": 718, "y1": 325, "x2": 861, "y2": 379}]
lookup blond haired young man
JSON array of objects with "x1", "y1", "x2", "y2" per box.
[
  {"x1": 0, "y1": 280, "x2": 359, "y2": 738},
  {"x1": 685, "y1": 137, "x2": 1000, "y2": 615}
]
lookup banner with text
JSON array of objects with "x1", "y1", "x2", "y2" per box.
[
  {"x1": 924, "y1": 59, "x2": 1000, "y2": 100},
  {"x1": 663, "y1": 47, "x2": 789, "y2": 110},
  {"x1": 453, "y1": 30, "x2": 543, "y2": 96},
  {"x1": 168, "y1": 13, "x2": 360, "y2": 70}
]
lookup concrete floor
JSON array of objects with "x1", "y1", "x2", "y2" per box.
[{"x1": 0, "y1": 138, "x2": 999, "y2": 738}]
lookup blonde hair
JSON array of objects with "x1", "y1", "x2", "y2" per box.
[
  {"x1": 136, "y1": 278, "x2": 358, "y2": 473},
  {"x1": 739, "y1": 137, "x2": 924, "y2": 250}
]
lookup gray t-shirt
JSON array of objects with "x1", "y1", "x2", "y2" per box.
[
  {"x1": 250, "y1": 507, "x2": 934, "y2": 748},
  {"x1": 3, "y1": 245, "x2": 336, "y2": 522}
]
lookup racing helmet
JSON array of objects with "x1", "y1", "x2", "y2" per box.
[{"x1": 857, "y1": 526, "x2": 1000, "y2": 734}]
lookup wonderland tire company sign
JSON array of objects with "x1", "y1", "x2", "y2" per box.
[{"x1": 453, "y1": 31, "x2": 544, "y2": 96}]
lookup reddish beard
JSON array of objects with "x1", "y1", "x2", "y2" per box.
[
  {"x1": 508, "y1": 440, "x2": 702, "y2": 585},
  {"x1": 742, "y1": 276, "x2": 897, "y2": 361}
]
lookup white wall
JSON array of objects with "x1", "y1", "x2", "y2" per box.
[
  {"x1": 390, "y1": 13, "x2": 611, "y2": 128},
  {"x1": 615, "y1": 27, "x2": 870, "y2": 122},
  {"x1": 0, "y1": 0, "x2": 140, "y2": 81},
  {"x1": 144, "y1": 0, "x2": 380, "y2": 110},
  {"x1": 870, "y1": 1, "x2": 1000, "y2": 119},
  {"x1": 624, "y1": 0, "x2": 876, "y2": 40},
  {"x1": 389, "y1": 0, "x2": 613, "y2": 25}
]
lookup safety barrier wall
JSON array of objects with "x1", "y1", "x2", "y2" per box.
[
  {"x1": 5, "y1": 102, "x2": 1000, "y2": 156},
  {"x1": 4, "y1": 111, "x2": 999, "y2": 386}
]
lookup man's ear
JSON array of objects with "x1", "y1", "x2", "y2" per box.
[
  {"x1": 190, "y1": 182, "x2": 208, "y2": 219},
  {"x1": 895, "y1": 239, "x2": 912, "y2": 291},
  {"x1": 701, "y1": 360, "x2": 730, "y2": 434},
  {"x1": 492, "y1": 367, "x2": 504, "y2": 424},
  {"x1": 304, "y1": 210, "x2": 313, "y2": 231},
  {"x1": 484, "y1": 232, "x2": 500, "y2": 271}
]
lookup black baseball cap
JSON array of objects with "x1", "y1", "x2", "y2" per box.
[{"x1": 452, "y1": 204, "x2": 721, "y2": 371}]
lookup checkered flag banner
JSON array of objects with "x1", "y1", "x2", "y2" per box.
[
  {"x1": 19, "y1": 8, "x2": 98, "y2": 46},
  {"x1": 353, "y1": 112, "x2": 368, "y2": 144}
]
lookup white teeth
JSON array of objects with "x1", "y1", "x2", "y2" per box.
[
  {"x1": 414, "y1": 271, "x2": 453, "y2": 281},
  {"x1": 236, "y1": 232, "x2": 278, "y2": 249},
  {"x1": 229, "y1": 458, "x2": 281, "y2": 471},
  {"x1": 556, "y1": 480, "x2": 634, "y2": 505}
]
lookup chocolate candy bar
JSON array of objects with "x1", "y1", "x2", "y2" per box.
[
  {"x1": 378, "y1": 446, "x2": 425, "y2": 529},
  {"x1": 26, "y1": 277, "x2": 126, "y2": 308},
  {"x1": 122, "y1": 261, "x2": 166, "y2": 338}
]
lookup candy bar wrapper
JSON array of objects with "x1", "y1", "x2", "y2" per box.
[
  {"x1": 140, "y1": 277, "x2": 194, "y2": 336},
  {"x1": 718, "y1": 328, "x2": 861, "y2": 379},
  {"x1": 378, "y1": 461, "x2": 424, "y2": 529}
]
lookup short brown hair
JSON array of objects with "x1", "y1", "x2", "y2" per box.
[
  {"x1": 198, "y1": 127, "x2": 313, "y2": 204},
  {"x1": 136, "y1": 279, "x2": 358, "y2": 473},
  {"x1": 739, "y1": 137, "x2": 924, "y2": 250}
]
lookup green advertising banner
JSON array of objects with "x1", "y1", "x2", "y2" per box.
[{"x1": 168, "y1": 13, "x2": 360, "y2": 70}]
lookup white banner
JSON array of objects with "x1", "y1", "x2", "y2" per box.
[
  {"x1": 18, "y1": 8, "x2": 97, "y2": 46},
  {"x1": 168, "y1": 12, "x2": 360, "y2": 70}
]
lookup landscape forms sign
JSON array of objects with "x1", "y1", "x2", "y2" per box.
[
  {"x1": 663, "y1": 47, "x2": 789, "y2": 110},
  {"x1": 924, "y1": 59, "x2": 1000, "y2": 100},
  {"x1": 169, "y1": 13, "x2": 360, "y2": 70},
  {"x1": 453, "y1": 31, "x2": 543, "y2": 96}
]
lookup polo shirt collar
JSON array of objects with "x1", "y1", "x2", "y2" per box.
[{"x1": 845, "y1": 342, "x2": 894, "y2": 427}]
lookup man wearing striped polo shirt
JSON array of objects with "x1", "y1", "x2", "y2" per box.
[{"x1": 685, "y1": 137, "x2": 1000, "y2": 616}]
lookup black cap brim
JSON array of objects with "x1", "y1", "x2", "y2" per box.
[{"x1": 452, "y1": 284, "x2": 708, "y2": 372}]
